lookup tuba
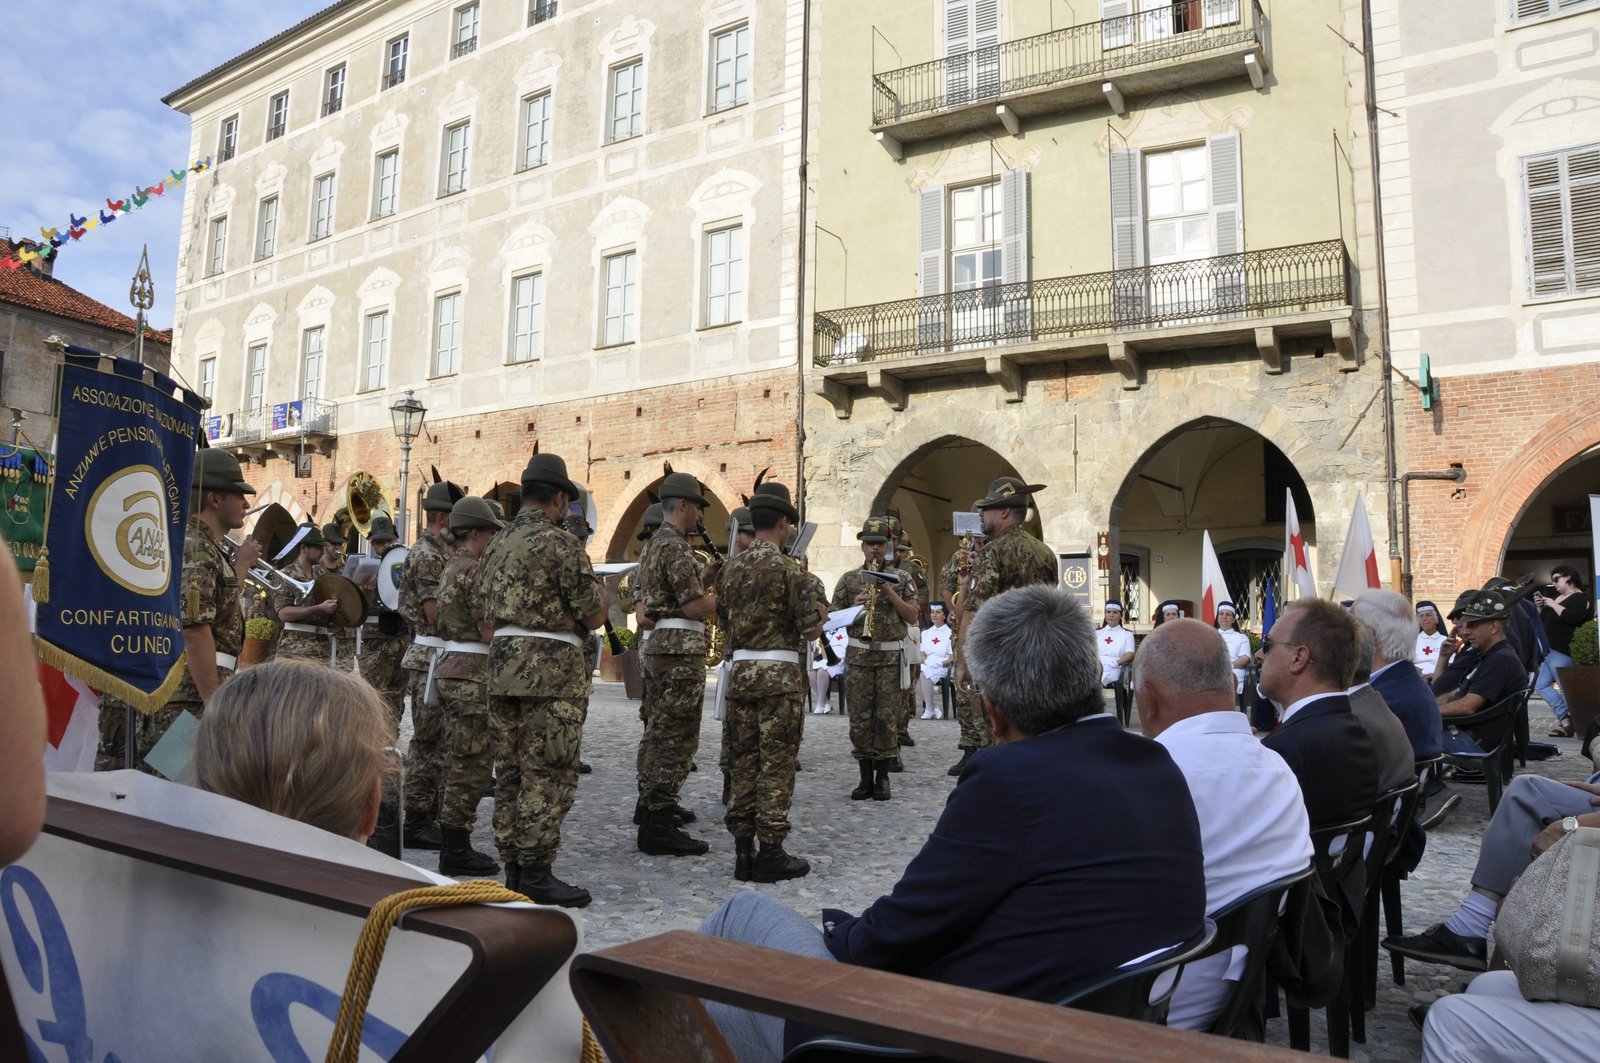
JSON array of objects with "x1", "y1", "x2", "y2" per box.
[{"x1": 344, "y1": 471, "x2": 391, "y2": 539}]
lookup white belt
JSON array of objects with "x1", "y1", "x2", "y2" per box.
[
  {"x1": 640, "y1": 630, "x2": 652, "y2": 641},
  {"x1": 414, "y1": 635, "x2": 447, "y2": 649},
  {"x1": 283, "y1": 623, "x2": 331, "y2": 635},
  {"x1": 215, "y1": 653, "x2": 238, "y2": 671},
  {"x1": 848, "y1": 639, "x2": 904, "y2": 652},
  {"x1": 443, "y1": 640, "x2": 490, "y2": 655},
  {"x1": 653, "y1": 618, "x2": 705, "y2": 633},
  {"x1": 363, "y1": 617, "x2": 380, "y2": 627},
  {"x1": 494, "y1": 626, "x2": 583, "y2": 647},
  {"x1": 731, "y1": 649, "x2": 801, "y2": 664}
]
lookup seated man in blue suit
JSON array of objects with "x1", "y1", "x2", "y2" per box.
[{"x1": 699, "y1": 584, "x2": 1207, "y2": 1063}]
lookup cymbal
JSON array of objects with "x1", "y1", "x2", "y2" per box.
[{"x1": 312, "y1": 573, "x2": 368, "y2": 630}]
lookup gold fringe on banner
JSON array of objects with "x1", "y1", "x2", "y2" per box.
[
  {"x1": 32, "y1": 548, "x2": 49, "y2": 603},
  {"x1": 32, "y1": 636, "x2": 186, "y2": 715}
]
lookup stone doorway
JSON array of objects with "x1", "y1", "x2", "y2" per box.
[{"x1": 1499, "y1": 448, "x2": 1598, "y2": 588}]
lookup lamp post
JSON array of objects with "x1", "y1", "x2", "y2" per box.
[{"x1": 389, "y1": 389, "x2": 426, "y2": 543}]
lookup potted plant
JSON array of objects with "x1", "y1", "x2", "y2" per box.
[
  {"x1": 240, "y1": 617, "x2": 279, "y2": 668},
  {"x1": 599, "y1": 625, "x2": 638, "y2": 684},
  {"x1": 1557, "y1": 618, "x2": 1599, "y2": 751}
]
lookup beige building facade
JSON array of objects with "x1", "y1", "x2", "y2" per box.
[
  {"x1": 802, "y1": 0, "x2": 1390, "y2": 626},
  {"x1": 164, "y1": 0, "x2": 806, "y2": 555}
]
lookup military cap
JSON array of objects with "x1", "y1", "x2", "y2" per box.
[
  {"x1": 366, "y1": 511, "x2": 399, "y2": 543},
  {"x1": 973, "y1": 476, "x2": 1047, "y2": 511},
  {"x1": 1449, "y1": 585, "x2": 1513, "y2": 624},
  {"x1": 747, "y1": 483, "x2": 799, "y2": 523},
  {"x1": 658, "y1": 472, "x2": 709, "y2": 507},
  {"x1": 857, "y1": 517, "x2": 891, "y2": 543},
  {"x1": 193, "y1": 449, "x2": 256, "y2": 495},
  {"x1": 637, "y1": 502, "x2": 664, "y2": 540},
  {"x1": 522, "y1": 451, "x2": 582, "y2": 500},
  {"x1": 422, "y1": 481, "x2": 462, "y2": 512},
  {"x1": 320, "y1": 522, "x2": 344, "y2": 545},
  {"x1": 449, "y1": 496, "x2": 506, "y2": 532}
]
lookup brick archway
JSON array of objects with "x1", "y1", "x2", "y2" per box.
[{"x1": 593, "y1": 461, "x2": 740, "y2": 563}]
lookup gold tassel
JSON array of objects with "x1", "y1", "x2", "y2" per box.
[{"x1": 32, "y1": 548, "x2": 49, "y2": 603}]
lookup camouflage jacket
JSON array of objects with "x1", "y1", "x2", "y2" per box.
[
  {"x1": 434, "y1": 552, "x2": 487, "y2": 683},
  {"x1": 965, "y1": 526, "x2": 1056, "y2": 614},
  {"x1": 475, "y1": 508, "x2": 602, "y2": 699},
  {"x1": 891, "y1": 555, "x2": 929, "y2": 618},
  {"x1": 269, "y1": 557, "x2": 327, "y2": 628},
  {"x1": 832, "y1": 564, "x2": 918, "y2": 667},
  {"x1": 716, "y1": 539, "x2": 819, "y2": 697},
  {"x1": 171, "y1": 519, "x2": 243, "y2": 704},
  {"x1": 400, "y1": 528, "x2": 452, "y2": 671},
  {"x1": 638, "y1": 523, "x2": 710, "y2": 659}
]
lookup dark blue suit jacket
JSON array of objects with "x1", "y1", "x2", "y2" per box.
[
  {"x1": 1261, "y1": 693, "x2": 1379, "y2": 830},
  {"x1": 1371, "y1": 661, "x2": 1443, "y2": 761},
  {"x1": 820, "y1": 716, "x2": 1206, "y2": 1004}
]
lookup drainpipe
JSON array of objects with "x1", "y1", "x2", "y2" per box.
[
  {"x1": 794, "y1": 0, "x2": 814, "y2": 523},
  {"x1": 1360, "y1": 0, "x2": 1400, "y2": 565},
  {"x1": 1399, "y1": 466, "x2": 1467, "y2": 597}
]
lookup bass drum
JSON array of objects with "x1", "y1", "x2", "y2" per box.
[{"x1": 377, "y1": 545, "x2": 408, "y2": 612}]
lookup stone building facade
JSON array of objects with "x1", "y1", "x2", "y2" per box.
[{"x1": 163, "y1": 0, "x2": 805, "y2": 552}]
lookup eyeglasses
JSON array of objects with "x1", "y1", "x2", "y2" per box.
[{"x1": 1260, "y1": 636, "x2": 1305, "y2": 655}]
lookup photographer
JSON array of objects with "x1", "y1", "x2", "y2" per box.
[{"x1": 1535, "y1": 566, "x2": 1593, "y2": 737}]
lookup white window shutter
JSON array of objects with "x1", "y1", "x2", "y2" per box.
[
  {"x1": 1205, "y1": 0, "x2": 1242, "y2": 26},
  {"x1": 1208, "y1": 131, "x2": 1244, "y2": 256},
  {"x1": 974, "y1": 0, "x2": 1002, "y2": 98},
  {"x1": 1566, "y1": 147, "x2": 1600, "y2": 293},
  {"x1": 1102, "y1": 0, "x2": 1134, "y2": 50},
  {"x1": 1110, "y1": 147, "x2": 1144, "y2": 269},
  {"x1": 918, "y1": 186, "x2": 947, "y2": 348},
  {"x1": 1001, "y1": 167, "x2": 1032, "y2": 336},
  {"x1": 1525, "y1": 154, "x2": 1573, "y2": 297},
  {"x1": 946, "y1": 0, "x2": 973, "y2": 106}
]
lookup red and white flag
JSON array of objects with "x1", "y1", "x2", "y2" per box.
[
  {"x1": 1332, "y1": 491, "x2": 1383, "y2": 598},
  {"x1": 1284, "y1": 488, "x2": 1318, "y2": 601},
  {"x1": 24, "y1": 583, "x2": 100, "y2": 772},
  {"x1": 1200, "y1": 530, "x2": 1229, "y2": 625}
]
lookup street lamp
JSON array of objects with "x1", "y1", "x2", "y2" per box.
[{"x1": 389, "y1": 389, "x2": 427, "y2": 543}]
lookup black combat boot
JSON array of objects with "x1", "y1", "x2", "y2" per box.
[
  {"x1": 504, "y1": 861, "x2": 521, "y2": 894},
  {"x1": 722, "y1": 771, "x2": 732, "y2": 805},
  {"x1": 899, "y1": 732, "x2": 915, "y2": 747},
  {"x1": 402, "y1": 811, "x2": 444, "y2": 850},
  {"x1": 850, "y1": 758, "x2": 875, "y2": 800},
  {"x1": 947, "y1": 749, "x2": 972, "y2": 777},
  {"x1": 366, "y1": 801, "x2": 401, "y2": 858},
  {"x1": 633, "y1": 800, "x2": 696, "y2": 826},
  {"x1": 438, "y1": 826, "x2": 501, "y2": 877},
  {"x1": 734, "y1": 837, "x2": 756, "y2": 882},
  {"x1": 518, "y1": 863, "x2": 592, "y2": 908},
  {"x1": 752, "y1": 841, "x2": 811, "y2": 883},
  {"x1": 638, "y1": 808, "x2": 711, "y2": 856},
  {"x1": 873, "y1": 760, "x2": 893, "y2": 800},
  {"x1": 886, "y1": 755, "x2": 904, "y2": 772}
]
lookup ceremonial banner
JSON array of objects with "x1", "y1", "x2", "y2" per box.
[
  {"x1": 1199, "y1": 530, "x2": 1229, "y2": 624},
  {"x1": 32, "y1": 348, "x2": 204, "y2": 711},
  {"x1": 1331, "y1": 490, "x2": 1382, "y2": 599},
  {"x1": 1284, "y1": 488, "x2": 1317, "y2": 602},
  {"x1": 0, "y1": 445, "x2": 52, "y2": 572}
]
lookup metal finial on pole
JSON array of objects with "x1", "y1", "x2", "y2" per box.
[{"x1": 130, "y1": 244, "x2": 154, "y2": 367}]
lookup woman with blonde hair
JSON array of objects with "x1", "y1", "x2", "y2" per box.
[{"x1": 195, "y1": 660, "x2": 396, "y2": 842}]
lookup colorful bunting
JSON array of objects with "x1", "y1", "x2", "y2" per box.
[{"x1": 0, "y1": 156, "x2": 213, "y2": 271}]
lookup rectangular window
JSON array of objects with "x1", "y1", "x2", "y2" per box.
[
  {"x1": 1511, "y1": 0, "x2": 1600, "y2": 26},
  {"x1": 302, "y1": 327, "x2": 325, "y2": 400},
  {"x1": 246, "y1": 344, "x2": 267, "y2": 411},
  {"x1": 363, "y1": 311, "x2": 389, "y2": 391},
  {"x1": 255, "y1": 196, "x2": 279, "y2": 259},
  {"x1": 529, "y1": 0, "x2": 558, "y2": 25},
  {"x1": 384, "y1": 35, "x2": 409, "y2": 89},
  {"x1": 433, "y1": 292, "x2": 463, "y2": 376},
  {"x1": 207, "y1": 216, "x2": 228, "y2": 276},
  {"x1": 453, "y1": 3, "x2": 480, "y2": 57},
  {"x1": 1523, "y1": 144, "x2": 1600, "y2": 298},
  {"x1": 267, "y1": 91, "x2": 289, "y2": 140},
  {"x1": 509, "y1": 273, "x2": 544, "y2": 362},
  {"x1": 704, "y1": 224, "x2": 745, "y2": 326},
  {"x1": 323, "y1": 65, "x2": 346, "y2": 116},
  {"x1": 373, "y1": 149, "x2": 399, "y2": 218},
  {"x1": 219, "y1": 115, "x2": 239, "y2": 161},
  {"x1": 950, "y1": 180, "x2": 1003, "y2": 287},
  {"x1": 601, "y1": 250, "x2": 637, "y2": 345},
  {"x1": 440, "y1": 121, "x2": 471, "y2": 195},
  {"x1": 200, "y1": 358, "x2": 217, "y2": 403},
  {"x1": 310, "y1": 173, "x2": 336, "y2": 240},
  {"x1": 519, "y1": 92, "x2": 552, "y2": 170},
  {"x1": 1144, "y1": 144, "x2": 1212, "y2": 264},
  {"x1": 708, "y1": 24, "x2": 751, "y2": 113},
  {"x1": 607, "y1": 59, "x2": 644, "y2": 143}
]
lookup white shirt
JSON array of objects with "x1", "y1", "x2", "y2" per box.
[
  {"x1": 1218, "y1": 628, "x2": 1252, "y2": 693},
  {"x1": 1414, "y1": 631, "x2": 1447, "y2": 676},
  {"x1": 1156, "y1": 711, "x2": 1314, "y2": 1032},
  {"x1": 1279, "y1": 689, "x2": 1345, "y2": 726},
  {"x1": 919, "y1": 623, "x2": 953, "y2": 680},
  {"x1": 1095, "y1": 624, "x2": 1136, "y2": 685}
]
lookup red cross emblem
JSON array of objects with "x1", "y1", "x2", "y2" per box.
[
  {"x1": 931, "y1": 637, "x2": 942, "y2": 646},
  {"x1": 1422, "y1": 646, "x2": 1434, "y2": 656},
  {"x1": 1104, "y1": 636, "x2": 1114, "y2": 645}
]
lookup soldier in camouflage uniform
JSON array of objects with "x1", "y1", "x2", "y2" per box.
[
  {"x1": 134, "y1": 450, "x2": 256, "y2": 768},
  {"x1": 717, "y1": 483, "x2": 821, "y2": 882},
  {"x1": 355, "y1": 512, "x2": 408, "y2": 717},
  {"x1": 716, "y1": 506, "x2": 756, "y2": 804},
  {"x1": 831, "y1": 517, "x2": 920, "y2": 800},
  {"x1": 433, "y1": 496, "x2": 505, "y2": 879},
  {"x1": 397, "y1": 482, "x2": 458, "y2": 846},
  {"x1": 636, "y1": 472, "x2": 719, "y2": 856},
  {"x1": 940, "y1": 535, "x2": 991, "y2": 774},
  {"x1": 627, "y1": 503, "x2": 666, "y2": 801},
  {"x1": 951, "y1": 477, "x2": 1057, "y2": 776},
  {"x1": 314, "y1": 522, "x2": 356, "y2": 670},
  {"x1": 883, "y1": 516, "x2": 927, "y2": 761},
  {"x1": 269, "y1": 524, "x2": 338, "y2": 665},
  {"x1": 475, "y1": 450, "x2": 607, "y2": 908}
]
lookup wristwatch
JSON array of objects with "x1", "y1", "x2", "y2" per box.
[{"x1": 1562, "y1": 816, "x2": 1580, "y2": 835}]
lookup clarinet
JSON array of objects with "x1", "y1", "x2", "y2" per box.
[{"x1": 695, "y1": 523, "x2": 726, "y2": 564}]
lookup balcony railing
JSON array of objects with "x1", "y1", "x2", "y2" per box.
[
  {"x1": 321, "y1": 96, "x2": 343, "y2": 117},
  {"x1": 266, "y1": 121, "x2": 286, "y2": 141},
  {"x1": 452, "y1": 36, "x2": 478, "y2": 58},
  {"x1": 813, "y1": 239, "x2": 1349, "y2": 367},
  {"x1": 382, "y1": 69, "x2": 407, "y2": 90},
  {"x1": 872, "y1": 0, "x2": 1263, "y2": 127},
  {"x1": 529, "y1": 1, "x2": 558, "y2": 26},
  {"x1": 212, "y1": 399, "x2": 338, "y2": 447}
]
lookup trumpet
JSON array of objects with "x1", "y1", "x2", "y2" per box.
[{"x1": 221, "y1": 535, "x2": 315, "y2": 599}]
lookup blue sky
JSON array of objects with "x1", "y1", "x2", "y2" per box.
[{"x1": 0, "y1": 2, "x2": 331, "y2": 328}]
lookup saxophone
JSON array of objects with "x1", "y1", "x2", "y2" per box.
[{"x1": 863, "y1": 557, "x2": 882, "y2": 639}]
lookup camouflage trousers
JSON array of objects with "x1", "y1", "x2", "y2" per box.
[
  {"x1": 95, "y1": 694, "x2": 131, "y2": 772},
  {"x1": 276, "y1": 629, "x2": 336, "y2": 666},
  {"x1": 897, "y1": 664, "x2": 919, "y2": 737},
  {"x1": 436, "y1": 677, "x2": 494, "y2": 831},
  {"x1": 845, "y1": 663, "x2": 901, "y2": 761},
  {"x1": 357, "y1": 636, "x2": 408, "y2": 725},
  {"x1": 489, "y1": 694, "x2": 587, "y2": 867},
  {"x1": 404, "y1": 665, "x2": 448, "y2": 818},
  {"x1": 953, "y1": 684, "x2": 994, "y2": 751},
  {"x1": 723, "y1": 690, "x2": 804, "y2": 843},
  {"x1": 637, "y1": 654, "x2": 705, "y2": 812}
]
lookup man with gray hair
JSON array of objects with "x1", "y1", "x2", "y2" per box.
[
  {"x1": 1136, "y1": 618, "x2": 1312, "y2": 1033},
  {"x1": 1351, "y1": 590, "x2": 1445, "y2": 763},
  {"x1": 696, "y1": 584, "x2": 1205, "y2": 1062}
]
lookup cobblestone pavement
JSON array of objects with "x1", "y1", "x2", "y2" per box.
[{"x1": 402, "y1": 683, "x2": 1594, "y2": 1061}]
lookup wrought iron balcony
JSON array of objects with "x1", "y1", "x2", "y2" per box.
[
  {"x1": 321, "y1": 96, "x2": 343, "y2": 117},
  {"x1": 813, "y1": 239, "x2": 1351, "y2": 398},
  {"x1": 872, "y1": 0, "x2": 1267, "y2": 146},
  {"x1": 452, "y1": 36, "x2": 478, "y2": 58},
  {"x1": 209, "y1": 399, "x2": 338, "y2": 450},
  {"x1": 266, "y1": 120, "x2": 286, "y2": 141},
  {"x1": 529, "y1": 0, "x2": 558, "y2": 26},
  {"x1": 382, "y1": 69, "x2": 407, "y2": 90}
]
